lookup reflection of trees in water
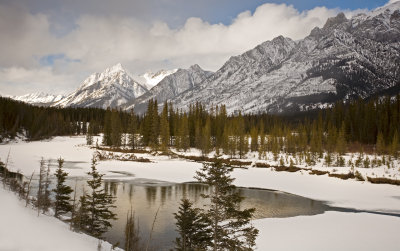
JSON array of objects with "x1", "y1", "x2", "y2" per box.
[
  {"x1": 187, "y1": 184, "x2": 209, "y2": 203},
  {"x1": 104, "y1": 181, "x2": 119, "y2": 196},
  {"x1": 160, "y1": 186, "x2": 167, "y2": 206},
  {"x1": 101, "y1": 181, "x2": 332, "y2": 250},
  {"x1": 145, "y1": 186, "x2": 157, "y2": 206},
  {"x1": 128, "y1": 184, "x2": 135, "y2": 203}
]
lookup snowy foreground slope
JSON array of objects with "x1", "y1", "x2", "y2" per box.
[
  {"x1": 1, "y1": 136, "x2": 400, "y2": 250},
  {"x1": 0, "y1": 186, "x2": 120, "y2": 251}
]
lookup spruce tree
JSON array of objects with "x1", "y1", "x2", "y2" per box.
[
  {"x1": 53, "y1": 158, "x2": 73, "y2": 218},
  {"x1": 250, "y1": 127, "x2": 258, "y2": 152},
  {"x1": 258, "y1": 121, "x2": 265, "y2": 160},
  {"x1": 111, "y1": 110, "x2": 122, "y2": 147},
  {"x1": 376, "y1": 132, "x2": 386, "y2": 155},
  {"x1": 36, "y1": 158, "x2": 45, "y2": 216},
  {"x1": 180, "y1": 114, "x2": 190, "y2": 151},
  {"x1": 201, "y1": 117, "x2": 212, "y2": 156},
  {"x1": 160, "y1": 102, "x2": 170, "y2": 152},
  {"x1": 336, "y1": 122, "x2": 347, "y2": 156},
  {"x1": 236, "y1": 112, "x2": 247, "y2": 159},
  {"x1": 102, "y1": 109, "x2": 112, "y2": 146},
  {"x1": 128, "y1": 112, "x2": 137, "y2": 150},
  {"x1": 36, "y1": 158, "x2": 51, "y2": 215},
  {"x1": 174, "y1": 199, "x2": 211, "y2": 251},
  {"x1": 73, "y1": 190, "x2": 90, "y2": 232},
  {"x1": 391, "y1": 131, "x2": 399, "y2": 158},
  {"x1": 194, "y1": 158, "x2": 258, "y2": 250},
  {"x1": 86, "y1": 120, "x2": 94, "y2": 145},
  {"x1": 42, "y1": 160, "x2": 52, "y2": 213},
  {"x1": 85, "y1": 158, "x2": 117, "y2": 237}
]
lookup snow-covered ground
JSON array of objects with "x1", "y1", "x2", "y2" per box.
[
  {"x1": 0, "y1": 186, "x2": 121, "y2": 251},
  {"x1": 1, "y1": 136, "x2": 400, "y2": 250}
]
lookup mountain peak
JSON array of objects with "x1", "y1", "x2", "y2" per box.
[
  {"x1": 105, "y1": 63, "x2": 125, "y2": 74},
  {"x1": 55, "y1": 63, "x2": 148, "y2": 109},
  {"x1": 139, "y1": 68, "x2": 178, "y2": 89},
  {"x1": 12, "y1": 92, "x2": 65, "y2": 105},
  {"x1": 323, "y1": 12, "x2": 348, "y2": 29},
  {"x1": 189, "y1": 64, "x2": 203, "y2": 71}
]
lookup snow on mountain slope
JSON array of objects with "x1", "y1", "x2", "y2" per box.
[
  {"x1": 171, "y1": 3, "x2": 400, "y2": 114},
  {"x1": 136, "y1": 69, "x2": 178, "y2": 89},
  {"x1": 124, "y1": 64, "x2": 213, "y2": 113},
  {"x1": 12, "y1": 92, "x2": 65, "y2": 106},
  {"x1": 55, "y1": 63, "x2": 148, "y2": 109}
]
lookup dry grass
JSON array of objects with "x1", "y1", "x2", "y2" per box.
[
  {"x1": 328, "y1": 172, "x2": 355, "y2": 180},
  {"x1": 254, "y1": 162, "x2": 271, "y2": 168},
  {"x1": 176, "y1": 154, "x2": 251, "y2": 167},
  {"x1": 309, "y1": 169, "x2": 329, "y2": 176},
  {"x1": 367, "y1": 177, "x2": 400, "y2": 185},
  {"x1": 274, "y1": 165, "x2": 303, "y2": 173},
  {"x1": 95, "y1": 146, "x2": 150, "y2": 154}
]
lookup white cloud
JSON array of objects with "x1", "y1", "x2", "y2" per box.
[
  {"x1": 0, "y1": 2, "x2": 369, "y2": 95},
  {"x1": 0, "y1": 67, "x2": 76, "y2": 96}
]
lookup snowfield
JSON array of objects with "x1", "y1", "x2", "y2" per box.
[
  {"x1": 0, "y1": 186, "x2": 121, "y2": 251},
  {"x1": 1, "y1": 135, "x2": 400, "y2": 250}
]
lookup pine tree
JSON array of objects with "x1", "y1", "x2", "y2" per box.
[
  {"x1": 86, "y1": 120, "x2": 94, "y2": 145},
  {"x1": 376, "y1": 132, "x2": 386, "y2": 155},
  {"x1": 160, "y1": 102, "x2": 170, "y2": 152},
  {"x1": 174, "y1": 199, "x2": 211, "y2": 251},
  {"x1": 128, "y1": 112, "x2": 137, "y2": 150},
  {"x1": 73, "y1": 190, "x2": 90, "y2": 232},
  {"x1": 194, "y1": 158, "x2": 258, "y2": 250},
  {"x1": 236, "y1": 112, "x2": 247, "y2": 159},
  {"x1": 149, "y1": 100, "x2": 159, "y2": 150},
  {"x1": 258, "y1": 121, "x2": 265, "y2": 160},
  {"x1": 336, "y1": 122, "x2": 347, "y2": 156},
  {"x1": 36, "y1": 158, "x2": 51, "y2": 215},
  {"x1": 201, "y1": 117, "x2": 212, "y2": 156},
  {"x1": 250, "y1": 127, "x2": 258, "y2": 152},
  {"x1": 102, "y1": 109, "x2": 112, "y2": 146},
  {"x1": 390, "y1": 131, "x2": 399, "y2": 158},
  {"x1": 180, "y1": 114, "x2": 190, "y2": 151},
  {"x1": 53, "y1": 158, "x2": 73, "y2": 218},
  {"x1": 85, "y1": 158, "x2": 117, "y2": 237},
  {"x1": 111, "y1": 110, "x2": 122, "y2": 147},
  {"x1": 42, "y1": 160, "x2": 52, "y2": 213}
]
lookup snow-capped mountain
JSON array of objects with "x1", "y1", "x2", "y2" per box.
[
  {"x1": 55, "y1": 63, "x2": 148, "y2": 109},
  {"x1": 136, "y1": 69, "x2": 178, "y2": 89},
  {"x1": 19, "y1": 2, "x2": 399, "y2": 114},
  {"x1": 124, "y1": 64, "x2": 213, "y2": 113},
  {"x1": 170, "y1": 2, "x2": 400, "y2": 114},
  {"x1": 11, "y1": 92, "x2": 65, "y2": 106}
]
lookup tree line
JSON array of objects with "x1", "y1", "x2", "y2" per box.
[
  {"x1": 0, "y1": 97, "x2": 107, "y2": 141},
  {"x1": 2, "y1": 94, "x2": 400, "y2": 158},
  {"x1": 101, "y1": 96, "x2": 400, "y2": 159}
]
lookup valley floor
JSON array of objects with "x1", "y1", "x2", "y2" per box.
[{"x1": 1, "y1": 136, "x2": 400, "y2": 250}]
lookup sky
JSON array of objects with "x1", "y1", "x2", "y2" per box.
[{"x1": 0, "y1": 0, "x2": 397, "y2": 96}]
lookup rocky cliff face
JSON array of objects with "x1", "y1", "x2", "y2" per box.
[
  {"x1": 171, "y1": 2, "x2": 400, "y2": 114},
  {"x1": 55, "y1": 63, "x2": 148, "y2": 109},
  {"x1": 124, "y1": 64, "x2": 213, "y2": 113}
]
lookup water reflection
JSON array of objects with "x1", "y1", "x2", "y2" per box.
[{"x1": 96, "y1": 181, "x2": 329, "y2": 250}]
